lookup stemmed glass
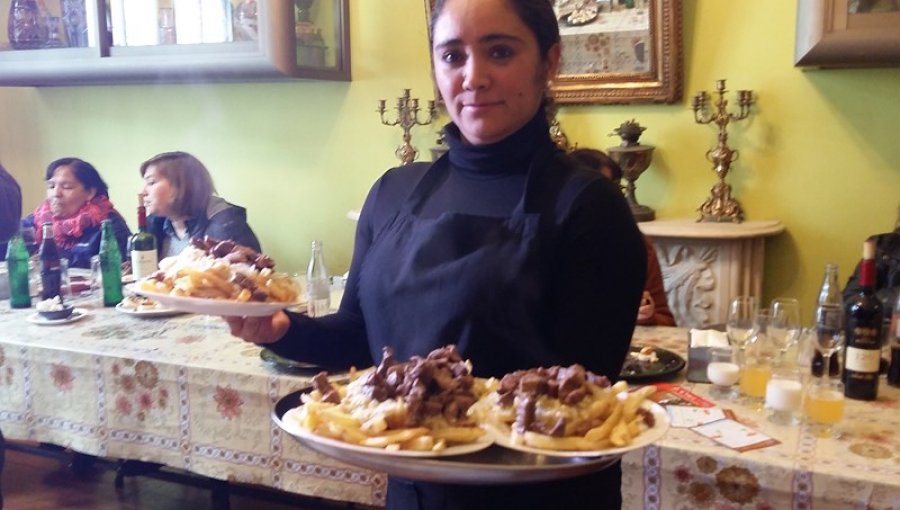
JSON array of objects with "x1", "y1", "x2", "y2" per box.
[
  {"x1": 726, "y1": 296, "x2": 759, "y2": 363},
  {"x1": 814, "y1": 304, "x2": 845, "y2": 383},
  {"x1": 769, "y1": 298, "x2": 802, "y2": 362}
]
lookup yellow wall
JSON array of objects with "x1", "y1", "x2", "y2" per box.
[{"x1": 1, "y1": 0, "x2": 898, "y2": 322}]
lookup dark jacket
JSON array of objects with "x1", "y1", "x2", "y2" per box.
[
  {"x1": 843, "y1": 229, "x2": 900, "y2": 315},
  {"x1": 0, "y1": 164, "x2": 22, "y2": 256},
  {"x1": 22, "y1": 210, "x2": 131, "y2": 269},
  {"x1": 147, "y1": 196, "x2": 261, "y2": 256}
]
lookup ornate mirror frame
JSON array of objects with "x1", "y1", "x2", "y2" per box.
[
  {"x1": 424, "y1": 0, "x2": 683, "y2": 105},
  {"x1": 795, "y1": 0, "x2": 900, "y2": 67}
]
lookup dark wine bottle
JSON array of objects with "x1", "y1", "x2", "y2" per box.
[
  {"x1": 128, "y1": 195, "x2": 158, "y2": 280},
  {"x1": 843, "y1": 240, "x2": 883, "y2": 400},
  {"x1": 99, "y1": 220, "x2": 123, "y2": 307},
  {"x1": 38, "y1": 223, "x2": 62, "y2": 300},
  {"x1": 887, "y1": 292, "x2": 899, "y2": 388}
]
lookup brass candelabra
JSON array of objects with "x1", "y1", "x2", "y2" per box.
[
  {"x1": 692, "y1": 79, "x2": 754, "y2": 223},
  {"x1": 377, "y1": 89, "x2": 437, "y2": 165}
]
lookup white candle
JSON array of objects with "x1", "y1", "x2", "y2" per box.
[
  {"x1": 707, "y1": 362, "x2": 740, "y2": 386},
  {"x1": 765, "y1": 379, "x2": 802, "y2": 411}
]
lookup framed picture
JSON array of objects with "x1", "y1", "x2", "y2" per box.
[
  {"x1": 795, "y1": 0, "x2": 900, "y2": 67},
  {"x1": 424, "y1": 0, "x2": 683, "y2": 105}
]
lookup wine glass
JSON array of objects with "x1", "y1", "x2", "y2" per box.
[
  {"x1": 814, "y1": 304, "x2": 845, "y2": 382},
  {"x1": 726, "y1": 296, "x2": 759, "y2": 362},
  {"x1": 769, "y1": 298, "x2": 802, "y2": 362}
]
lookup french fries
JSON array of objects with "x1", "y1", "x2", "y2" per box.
[
  {"x1": 137, "y1": 245, "x2": 299, "y2": 304},
  {"x1": 285, "y1": 375, "x2": 487, "y2": 453},
  {"x1": 469, "y1": 365, "x2": 658, "y2": 453}
]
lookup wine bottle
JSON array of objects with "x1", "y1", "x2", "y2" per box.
[
  {"x1": 129, "y1": 195, "x2": 158, "y2": 281},
  {"x1": 5, "y1": 232, "x2": 32, "y2": 308},
  {"x1": 38, "y1": 223, "x2": 62, "y2": 300},
  {"x1": 306, "y1": 240, "x2": 330, "y2": 317},
  {"x1": 888, "y1": 294, "x2": 900, "y2": 388},
  {"x1": 843, "y1": 240, "x2": 883, "y2": 400},
  {"x1": 99, "y1": 220, "x2": 124, "y2": 307}
]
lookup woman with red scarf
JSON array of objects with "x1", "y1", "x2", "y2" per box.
[{"x1": 23, "y1": 158, "x2": 131, "y2": 269}]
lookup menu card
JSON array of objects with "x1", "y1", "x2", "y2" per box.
[
  {"x1": 691, "y1": 419, "x2": 780, "y2": 452},
  {"x1": 651, "y1": 383, "x2": 779, "y2": 452}
]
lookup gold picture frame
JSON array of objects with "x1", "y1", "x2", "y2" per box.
[
  {"x1": 423, "y1": 0, "x2": 683, "y2": 105},
  {"x1": 795, "y1": 0, "x2": 900, "y2": 67}
]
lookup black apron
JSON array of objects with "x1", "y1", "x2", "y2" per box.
[
  {"x1": 357, "y1": 148, "x2": 562, "y2": 378},
  {"x1": 356, "y1": 151, "x2": 622, "y2": 510}
]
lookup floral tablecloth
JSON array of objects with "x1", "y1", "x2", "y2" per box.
[
  {"x1": 1, "y1": 303, "x2": 898, "y2": 510},
  {"x1": 0, "y1": 299, "x2": 385, "y2": 506},
  {"x1": 625, "y1": 326, "x2": 900, "y2": 510}
]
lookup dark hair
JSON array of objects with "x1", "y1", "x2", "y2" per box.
[
  {"x1": 45, "y1": 158, "x2": 109, "y2": 197},
  {"x1": 139, "y1": 151, "x2": 216, "y2": 220},
  {"x1": 430, "y1": 0, "x2": 561, "y2": 59},
  {"x1": 569, "y1": 148, "x2": 624, "y2": 181}
]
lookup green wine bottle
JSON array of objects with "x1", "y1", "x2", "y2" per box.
[
  {"x1": 99, "y1": 220, "x2": 123, "y2": 307},
  {"x1": 6, "y1": 232, "x2": 32, "y2": 308}
]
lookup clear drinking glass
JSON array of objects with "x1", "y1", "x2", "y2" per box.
[
  {"x1": 89, "y1": 255, "x2": 103, "y2": 298},
  {"x1": 727, "y1": 296, "x2": 759, "y2": 362},
  {"x1": 814, "y1": 305, "x2": 845, "y2": 382},
  {"x1": 770, "y1": 298, "x2": 802, "y2": 362},
  {"x1": 740, "y1": 317, "x2": 776, "y2": 410},
  {"x1": 765, "y1": 368, "x2": 803, "y2": 425},
  {"x1": 707, "y1": 347, "x2": 740, "y2": 400},
  {"x1": 59, "y1": 257, "x2": 71, "y2": 301},
  {"x1": 804, "y1": 377, "x2": 845, "y2": 438}
]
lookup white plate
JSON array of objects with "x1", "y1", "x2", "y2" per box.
[
  {"x1": 485, "y1": 401, "x2": 670, "y2": 458},
  {"x1": 27, "y1": 308, "x2": 89, "y2": 325},
  {"x1": 133, "y1": 287, "x2": 300, "y2": 317},
  {"x1": 280, "y1": 407, "x2": 493, "y2": 458},
  {"x1": 114, "y1": 301, "x2": 184, "y2": 318}
]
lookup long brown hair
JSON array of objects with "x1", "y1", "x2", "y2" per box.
[{"x1": 139, "y1": 151, "x2": 216, "y2": 220}]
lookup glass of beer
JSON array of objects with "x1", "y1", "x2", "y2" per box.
[{"x1": 804, "y1": 377, "x2": 845, "y2": 438}]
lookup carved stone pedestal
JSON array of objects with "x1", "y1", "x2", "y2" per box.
[{"x1": 638, "y1": 219, "x2": 784, "y2": 329}]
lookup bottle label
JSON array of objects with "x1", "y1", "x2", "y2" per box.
[
  {"x1": 845, "y1": 346, "x2": 881, "y2": 373},
  {"x1": 131, "y1": 249, "x2": 159, "y2": 280}
]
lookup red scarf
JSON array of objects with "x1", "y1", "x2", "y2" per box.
[{"x1": 32, "y1": 195, "x2": 116, "y2": 250}]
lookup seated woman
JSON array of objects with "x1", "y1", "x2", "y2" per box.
[
  {"x1": 23, "y1": 158, "x2": 130, "y2": 269},
  {"x1": 140, "y1": 151, "x2": 261, "y2": 257},
  {"x1": 570, "y1": 148, "x2": 676, "y2": 326}
]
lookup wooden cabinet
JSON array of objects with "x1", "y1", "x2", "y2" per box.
[{"x1": 0, "y1": 0, "x2": 349, "y2": 86}]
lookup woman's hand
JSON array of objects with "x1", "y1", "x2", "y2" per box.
[
  {"x1": 224, "y1": 311, "x2": 291, "y2": 344},
  {"x1": 637, "y1": 291, "x2": 655, "y2": 322}
]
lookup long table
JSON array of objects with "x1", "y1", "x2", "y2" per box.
[{"x1": 1, "y1": 300, "x2": 898, "y2": 509}]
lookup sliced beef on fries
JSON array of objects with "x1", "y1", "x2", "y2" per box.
[
  {"x1": 283, "y1": 345, "x2": 487, "y2": 452},
  {"x1": 468, "y1": 364, "x2": 657, "y2": 451},
  {"x1": 137, "y1": 236, "x2": 299, "y2": 304}
]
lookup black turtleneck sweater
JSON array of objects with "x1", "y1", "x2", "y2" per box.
[{"x1": 270, "y1": 109, "x2": 646, "y2": 381}]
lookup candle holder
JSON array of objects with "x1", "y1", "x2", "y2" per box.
[
  {"x1": 608, "y1": 120, "x2": 655, "y2": 222},
  {"x1": 377, "y1": 89, "x2": 437, "y2": 165},
  {"x1": 692, "y1": 79, "x2": 754, "y2": 223}
]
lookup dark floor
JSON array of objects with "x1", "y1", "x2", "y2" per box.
[{"x1": 1, "y1": 442, "x2": 380, "y2": 510}]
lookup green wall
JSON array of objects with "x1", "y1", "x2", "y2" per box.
[{"x1": 2, "y1": 0, "x2": 898, "y2": 324}]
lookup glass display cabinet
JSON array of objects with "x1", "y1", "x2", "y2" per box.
[{"x1": 0, "y1": 0, "x2": 349, "y2": 85}]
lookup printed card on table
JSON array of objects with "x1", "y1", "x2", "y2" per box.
[
  {"x1": 666, "y1": 405, "x2": 733, "y2": 428},
  {"x1": 691, "y1": 419, "x2": 780, "y2": 452}
]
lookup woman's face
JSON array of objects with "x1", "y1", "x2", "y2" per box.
[
  {"x1": 141, "y1": 165, "x2": 177, "y2": 218},
  {"x1": 432, "y1": 0, "x2": 559, "y2": 145},
  {"x1": 46, "y1": 165, "x2": 96, "y2": 218}
]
